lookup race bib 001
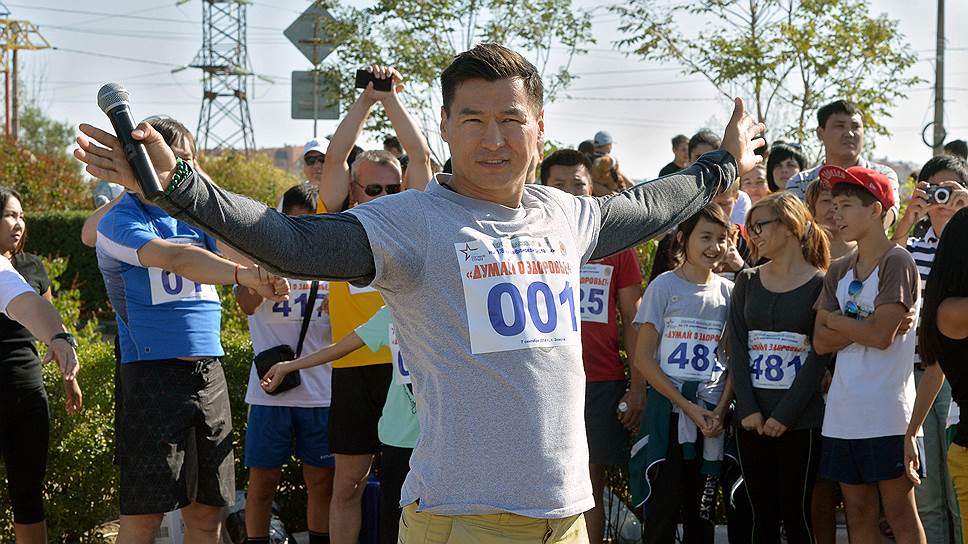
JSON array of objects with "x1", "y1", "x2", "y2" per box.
[
  {"x1": 579, "y1": 263, "x2": 613, "y2": 324},
  {"x1": 266, "y1": 280, "x2": 328, "y2": 323},
  {"x1": 658, "y1": 317, "x2": 724, "y2": 382},
  {"x1": 749, "y1": 330, "x2": 810, "y2": 389},
  {"x1": 389, "y1": 321, "x2": 411, "y2": 385},
  {"x1": 457, "y1": 235, "x2": 581, "y2": 354}
]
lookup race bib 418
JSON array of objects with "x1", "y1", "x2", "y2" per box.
[{"x1": 457, "y1": 235, "x2": 581, "y2": 354}]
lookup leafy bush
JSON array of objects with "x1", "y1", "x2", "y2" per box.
[
  {"x1": 0, "y1": 138, "x2": 89, "y2": 211},
  {"x1": 199, "y1": 152, "x2": 300, "y2": 206},
  {"x1": 24, "y1": 211, "x2": 107, "y2": 316}
]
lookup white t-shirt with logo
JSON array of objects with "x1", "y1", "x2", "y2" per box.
[{"x1": 244, "y1": 279, "x2": 333, "y2": 407}]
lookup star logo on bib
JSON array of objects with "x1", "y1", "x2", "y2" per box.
[{"x1": 459, "y1": 242, "x2": 476, "y2": 261}]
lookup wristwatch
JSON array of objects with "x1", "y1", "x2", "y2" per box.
[{"x1": 50, "y1": 332, "x2": 78, "y2": 349}]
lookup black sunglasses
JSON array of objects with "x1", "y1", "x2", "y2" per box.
[
  {"x1": 304, "y1": 154, "x2": 325, "y2": 166},
  {"x1": 354, "y1": 181, "x2": 402, "y2": 197}
]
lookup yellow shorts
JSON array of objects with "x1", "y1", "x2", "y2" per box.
[
  {"x1": 947, "y1": 443, "x2": 968, "y2": 543},
  {"x1": 398, "y1": 502, "x2": 589, "y2": 544}
]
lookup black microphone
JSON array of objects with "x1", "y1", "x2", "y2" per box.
[{"x1": 97, "y1": 83, "x2": 164, "y2": 199}]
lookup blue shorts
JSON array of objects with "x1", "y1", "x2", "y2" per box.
[
  {"x1": 244, "y1": 405, "x2": 334, "y2": 469},
  {"x1": 821, "y1": 435, "x2": 926, "y2": 485}
]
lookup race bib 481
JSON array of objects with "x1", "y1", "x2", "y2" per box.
[
  {"x1": 749, "y1": 330, "x2": 810, "y2": 389},
  {"x1": 658, "y1": 317, "x2": 724, "y2": 382},
  {"x1": 457, "y1": 235, "x2": 581, "y2": 354}
]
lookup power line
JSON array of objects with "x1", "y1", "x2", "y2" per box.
[
  {"x1": 50, "y1": 46, "x2": 184, "y2": 68},
  {"x1": 560, "y1": 96, "x2": 721, "y2": 102},
  {"x1": 5, "y1": 3, "x2": 281, "y2": 31},
  {"x1": 565, "y1": 78, "x2": 707, "y2": 92}
]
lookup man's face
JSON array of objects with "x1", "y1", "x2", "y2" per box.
[
  {"x1": 596, "y1": 143, "x2": 613, "y2": 155},
  {"x1": 440, "y1": 77, "x2": 543, "y2": 196},
  {"x1": 818, "y1": 112, "x2": 864, "y2": 161},
  {"x1": 924, "y1": 169, "x2": 963, "y2": 227},
  {"x1": 832, "y1": 192, "x2": 880, "y2": 242},
  {"x1": 351, "y1": 161, "x2": 402, "y2": 205},
  {"x1": 689, "y1": 143, "x2": 716, "y2": 164},
  {"x1": 303, "y1": 151, "x2": 325, "y2": 184},
  {"x1": 546, "y1": 164, "x2": 591, "y2": 197},
  {"x1": 673, "y1": 141, "x2": 689, "y2": 164}
]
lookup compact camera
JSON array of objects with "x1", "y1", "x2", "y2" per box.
[{"x1": 925, "y1": 185, "x2": 952, "y2": 205}]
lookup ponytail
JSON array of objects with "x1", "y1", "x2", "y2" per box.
[{"x1": 800, "y1": 220, "x2": 831, "y2": 270}]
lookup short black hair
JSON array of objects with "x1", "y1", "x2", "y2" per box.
[
  {"x1": 383, "y1": 135, "x2": 401, "y2": 152},
  {"x1": 148, "y1": 116, "x2": 196, "y2": 156},
  {"x1": 766, "y1": 142, "x2": 808, "y2": 192},
  {"x1": 671, "y1": 134, "x2": 688, "y2": 148},
  {"x1": 831, "y1": 183, "x2": 880, "y2": 210},
  {"x1": 688, "y1": 130, "x2": 721, "y2": 158},
  {"x1": 944, "y1": 139, "x2": 968, "y2": 160},
  {"x1": 817, "y1": 99, "x2": 862, "y2": 129},
  {"x1": 578, "y1": 139, "x2": 595, "y2": 155},
  {"x1": 441, "y1": 43, "x2": 543, "y2": 115},
  {"x1": 281, "y1": 182, "x2": 319, "y2": 214},
  {"x1": 918, "y1": 155, "x2": 968, "y2": 187},
  {"x1": 540, "y1": 149, "x2": 593, "y2": 185}
]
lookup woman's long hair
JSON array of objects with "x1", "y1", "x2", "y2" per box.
[
  {"x1": 919, "y1": 208, "x2": 968, "y2": 366},
  {"x1": 0, "y1": 185, "x2": 25, "y2": 258}
]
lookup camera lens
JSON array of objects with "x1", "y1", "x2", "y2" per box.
[{"x1": 934, "y1": 187, "x2": 951, "y2": 204}]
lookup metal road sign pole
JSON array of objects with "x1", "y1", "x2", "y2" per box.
[{"x1": 285, "y1": 4, "x2": 340, "y2": 127}]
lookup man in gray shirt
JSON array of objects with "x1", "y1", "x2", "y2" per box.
[{"x1": 76, "y1": 44, "x2": 765, "y2": 543}]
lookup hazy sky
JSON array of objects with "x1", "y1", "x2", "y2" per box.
[{"x1": 10, "y1": 0, "x2": 968, "y2": 179}]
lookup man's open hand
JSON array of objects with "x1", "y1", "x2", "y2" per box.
[
  {"x1": 74, "y1": 122, "x2": 178, "y2": 196},
  {"x1": 720, "y1": 97, "x2": 767, "y2": 176}
]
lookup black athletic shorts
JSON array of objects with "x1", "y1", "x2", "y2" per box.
[
  {"x1": 585, "y1": 380, "x2": 630, "y2": 465},
  {"x1": 118, "y1": 358, "x2": 235, "y2": 515},
  {"x1": 329, "y1": 364, "x2": 392, "y2": 455},
  {"x1": 0, "y1": 385, "x2": 49, "y2": 524}
]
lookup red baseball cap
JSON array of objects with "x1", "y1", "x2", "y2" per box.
[{"x1": 818, "y1": 165, "x2": 896, "y2": 211}]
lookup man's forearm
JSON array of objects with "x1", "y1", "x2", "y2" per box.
[
  {"x1": 383, "y1": 94, "x2": 433, "y2": 190},
  {"x1": 592, "y1": 150, "x2": 737, "y2": 259},
  {"x1": 155, "y1": 171, "x2": 377, "y2": 282}
]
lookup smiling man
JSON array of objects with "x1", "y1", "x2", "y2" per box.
[
  {"x1": 75, "y1": 43, "x2": 765, "y2": 543},
  {"x1": 786, "y1": 99, "x2": 900, "y2": 225}
]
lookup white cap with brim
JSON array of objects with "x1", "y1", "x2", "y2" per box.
[{"x1": 303, "y1": 138, "x2": 329, "y2": 156}]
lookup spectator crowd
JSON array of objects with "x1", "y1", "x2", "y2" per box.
[{"x1": 2, "y1": 43, "x2": 968, "y2": 544}]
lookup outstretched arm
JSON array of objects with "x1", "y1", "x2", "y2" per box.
[
  {"x1": 591, "y1": 98, "x2": 765, "y2": 259},
  {"x1": 75, "y1": 122, "x2": 378, "y2": 283},
  {"x1": 319, "y1": 91, "x2": 375, "y2": 211}
]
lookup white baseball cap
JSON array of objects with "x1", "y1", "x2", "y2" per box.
[{"x1": 303, "y1": 138, "x2": 329, "y2": 157}]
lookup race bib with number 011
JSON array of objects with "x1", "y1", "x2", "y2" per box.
[
  {"x1": 457, "y1": 235, "x2": 581, "y2": 354},
  {"x1": 389, "y1": 321, "x2": 411, "y2": 385},
  {"x1": 748, "y1": 330, "x2": 810, "y2": 389},
  {"x1": 658, "y1": 317, "x2": 724, "y2": 382},
  {"x1": 579, "y1": 263, "x2": 613, "y2": 324}
]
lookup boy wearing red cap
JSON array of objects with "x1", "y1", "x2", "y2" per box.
[{"x1": 813, "y1": 165, "x2": 927, "y2": 544}]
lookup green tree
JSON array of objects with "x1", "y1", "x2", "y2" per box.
[
  {"x1": 199, "y1": 151, "x2": 300, "y2": 206},
  {"x1": 315, "y1": 0, "x2": 595, "y2": 160},
  {"x1": 611, "y1": 0, "x2": 921, "y2": 156},
  {"x1": 18, "y1": 103, "x2": 75, "y2": 154}
]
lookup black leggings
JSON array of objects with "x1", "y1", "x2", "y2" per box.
[
  {"x1": 379, "y1": 444, "x2": 412, "y2": 544},
  {"x1": 642, "y1": 414, "x2": 715, "y2": 544},
  {"x1": 0, "y1": 386, "x2": 49, "y2": 524},
  {"x1": 735, "y1": 427, "x2": 821, "y2": 544}
]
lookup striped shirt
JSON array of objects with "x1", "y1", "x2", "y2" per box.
[{"x1": 906, "y1": 226, "x2": 939, "y2": 365}]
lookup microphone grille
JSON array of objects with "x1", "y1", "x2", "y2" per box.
[{"x1": 97, "y1": 83, "x2": 130, "y2": 113}]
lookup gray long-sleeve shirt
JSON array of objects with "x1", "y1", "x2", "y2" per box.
[
  {"x1": 728, "y1": 267, "x2": 830, "y2": 430},
  {"x1": 155, "y1": 151, "x2": 737, "y2": 283},
  {"x1": 153, "y1": 150, "x2": 736, "y2": 517}
]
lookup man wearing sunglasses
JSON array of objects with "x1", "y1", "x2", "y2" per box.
[
  {"x1": 317, "y1": 64, "x2": 433, "y2": 213},
  {"x1": 75, "y1": 44, "x2": 765, "y2": 544},
  {"x1": 302, "y1": 139, "x2": 328, "y2": 196}
]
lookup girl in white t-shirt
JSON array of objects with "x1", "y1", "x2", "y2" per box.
[{"x1": 631, "y1": 203, "x2": 734, "y2": 544}]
